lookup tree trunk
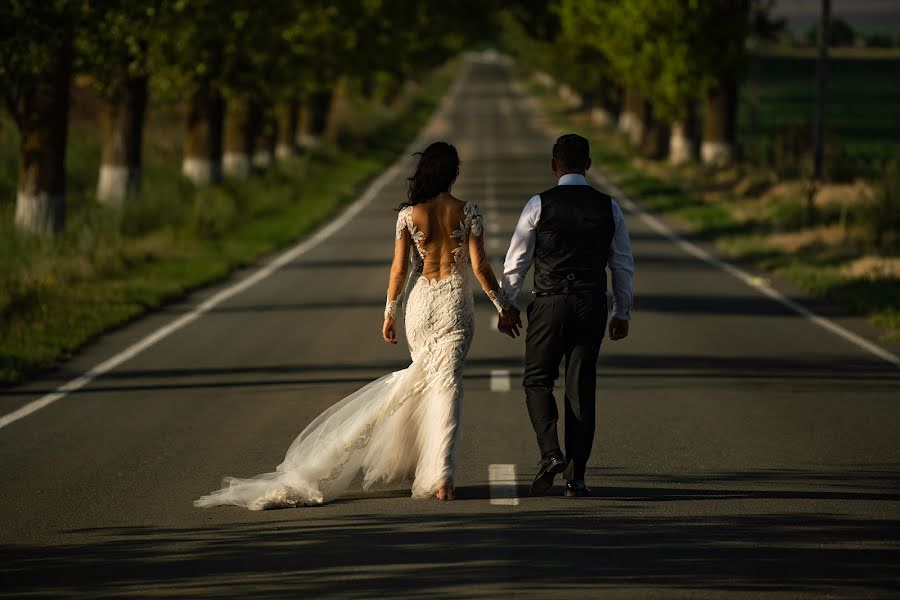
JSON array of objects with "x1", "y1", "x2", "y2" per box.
[
  {"x1": 275, "y1": 98, "x2": 299, "y2": 160},
  {"x1": 13, "y1": 39, "x2": 73, "y2": 235},
  {"x1": 619, "y1": 86, "x2": 649, "y2": 147},
  {"x1": 252, "y1": 108, "x2": 275, "y2": 171},
  {"x1": 641, "y1": 115, "x2": 669, "y2": 159},
  {"x1": 668, "y1": 121, "x2": 692, "y2": 164},
  {"x1": 97, "y1": 74, "x2": 148, "y2": 205},
  {"x1": 182, "y1": 85, "x2": 224, "y2": 185},
  {"x1": 590, "y1": 105, "x2": 615, "y2": 129},
  {"x1": 325, "y1": 81, "x2": 348, "y2": 148},
  {"x1": 701, "y1": 79, "x2": 738, "y2": 167},
  {"x1": 307, "y1": 90, "x2": 334, "y2": 145},
  {"x1": 223, "y1": 99, "x2": 255, "y2": 178},
  {"x1": 669, "y1": 105, "x2": 698, "y2": 165}
]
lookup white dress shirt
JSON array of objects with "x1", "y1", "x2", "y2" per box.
[{"x1": 500, "y1": 173, "x2": 634, "y2": 320}]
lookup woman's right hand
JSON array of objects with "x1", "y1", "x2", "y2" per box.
[{"x1": 382, "y1": 317, "x2": 398, "y2": 344}]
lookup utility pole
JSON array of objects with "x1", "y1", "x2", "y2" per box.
[{"x1": 809, "y1": 0, "x2": 830, "y2": 224}]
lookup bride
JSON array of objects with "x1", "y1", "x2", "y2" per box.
[{"x1": 195, "y1": 141, "x2": 511, "y2": 510}]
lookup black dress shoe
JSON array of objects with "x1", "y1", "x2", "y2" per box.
[
  {"x1": 564, "y1": 480, "x2": 592, "y2": 498},
  {"x1": 529, "y1": 452, "x2": 566, "y2": 496}
]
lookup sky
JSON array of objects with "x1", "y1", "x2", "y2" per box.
[{"x1": 772, "y1": 0, "x2": 900, "y2": 33}]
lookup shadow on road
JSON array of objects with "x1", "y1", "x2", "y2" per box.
[{"x1": 2, "y1": 474, "x2": 899, "y2": 598}]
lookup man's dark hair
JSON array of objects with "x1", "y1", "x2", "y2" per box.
[{"x1": 552, "y1": 133, "x2": 590, "y2": 171}]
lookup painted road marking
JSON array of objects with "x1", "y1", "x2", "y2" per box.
[
  {"x1": 489, "y1": 464, "x2": 519, "y2": 506},
  {"x1": 490, "y1": 369, "x2": 512, "y2": 392},
  {"x1": 0, "y1": 70, "x2": 470, "y2": 432},
  {"x1": 517, "y1": 71, "x2": 900, "y2": 370},
  {"x1": 602, "y1": 176, "x2": 900, "y2": 369}
]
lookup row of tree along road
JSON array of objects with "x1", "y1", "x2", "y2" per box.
[
  {"x1": 499, "y1": 1, "x2": 791, "y2": 168},
  {"x1": 0, "y1": 0, "x2": 489, "y2": 236}
]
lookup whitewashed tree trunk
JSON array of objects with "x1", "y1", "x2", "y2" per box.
[
  {"x1": 668, "y1": 121, "x2": 693, "y2": 164},
  {"x1": 534, "y1": 71, "x2": 555, "y2": 89},
  {"x1": 182, "y1": 86, "x2": 223, "y2": 185},
  {"x1": 13, "y1": 38, "x2": 72, "y2": 235},
  {"x1": 97, "y1": 74, "x2": 147, "y2": 206},
  {"x1": 275, "y1": 98, "x2": 298, "y2": 160},
  {"x1": 558, "y1": 84, "x2": 581, "y2": 108},
  {"x1": 590, "y1": 107, "x2": 614, "y2": 129},
  {"x1": 701, "y1": 141, "x2": 735, "y2": 167},
  {"x1": 618, "y1": 110, "x2": 635, "y2": 137},
  {"x1": 252, "y1": 148, "x2": 273, "y2": 170},
  {"x1": 701, "y1": 81, "x2": 737, "y2": 167},
  {"x1": 223, "y1": 99, "x2": 257, "y2": 179},
  {"x1": 628, "y1": 117, "x2": 646, "y2": 146},
  {"x1": 223, "y1": 152, "x2": 251, "y2": 178}
]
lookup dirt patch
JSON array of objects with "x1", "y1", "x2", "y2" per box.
[
  {"x1": 841, "y1": 255, "x2": 900, "y2": 279},
  {"x1": 766, "y1": 226, "x2": 848, "y2": 252}
]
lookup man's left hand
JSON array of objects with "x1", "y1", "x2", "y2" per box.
[{"x1": 608, "y1": 317, "x2": 629, "y2": 341}]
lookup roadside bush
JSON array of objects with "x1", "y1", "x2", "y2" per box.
[
  {"x1": 772, "y1": 123, "x2": 812, "y2": 179},
  {"x1": 861, "y1": 155, "x2": 900, "y2": 251},
  {"x1": 191, "y1": 186, "x2": 240, "y2": 239}
]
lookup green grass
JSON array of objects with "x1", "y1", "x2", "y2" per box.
[
  {"x1": 526, "y1": 72, "x2": 900, "y2": 341},
  {"x1": 739, "y1": 53, "x2": 900, "y2": 179},
  {"x1": 0, "y1": 65, "x2": 453, "y2": 386}
]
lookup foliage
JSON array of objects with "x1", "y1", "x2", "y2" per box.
[
  {"x1": 75, "y1": 0, "x2": 162, "y2": 99},
  {"x1": 0, "y1": 0, "x2": 81, "y2": 122},
  {"x1": 531, "y1": 79, "x2": 900, "y2": 339},
  {"x1": 0, "y1": 62, "x2": 454, "y2": 385}
]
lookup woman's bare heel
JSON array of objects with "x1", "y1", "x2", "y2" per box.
[{"x1": 434, "y1": 481, "x2": 455, "y2": 501}]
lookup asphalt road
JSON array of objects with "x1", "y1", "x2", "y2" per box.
[{"x1": 2, "y1": 55, "x2": 899, "y2": 599}]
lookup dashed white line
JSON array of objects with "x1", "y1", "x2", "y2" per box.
[
  {"x1": 517, "y1": 73, "x2": 900, "y2": 370},
  {"x1": 0, "y1": 70, "x2": 470, "y2": 432},
  {"x1": 490, "y1": 369, "x2": 512, "y2": 392},
  {"x1": 489, "y1": 463, "x2": 519, "y2": 506}
]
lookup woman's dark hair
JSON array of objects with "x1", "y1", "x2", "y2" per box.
[{"x1": 399, "y1": 141, "x2": 459, "y2": 209}]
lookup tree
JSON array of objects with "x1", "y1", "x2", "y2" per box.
[
  {"x1": 570, "y1": 0, "x2": 660, "y2": 150},
  {"x1": 556, "y1": 1, "x2": 620, "y2": 128},
  {"x1": 77, "y1": 1, "x2": 163, "y2": 205},
  {"x1": 0, "y1": 0, "x2": 80, "y2": 235},
  {"x1": 153, "y1": 0, "x2": 234, "y2": 185}
]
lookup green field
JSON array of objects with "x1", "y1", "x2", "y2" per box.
[{"x1": 739, "y1": 52, "x2": 900, "y2": 179}]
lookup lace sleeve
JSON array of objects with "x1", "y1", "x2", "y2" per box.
[
  {"x1": 466, "y1": 201, "x2": 484, "y2": 237},
  {"x1": 386, "y1": 208, "x2": 412, "y2": 319},
  {"x1": 465, "y1": 203, "x2": 509, "y2": 314}
]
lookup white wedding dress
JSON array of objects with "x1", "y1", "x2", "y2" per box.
[{"x1": 195, "y1": 199, "x2": 506, "y2": 510}]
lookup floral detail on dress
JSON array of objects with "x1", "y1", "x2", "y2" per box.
[
  {"x1": 384, "y1": 298, "x2": 400, "y2": 319},
  {"x1": 486, "y1": 289, "x2": 510, "y2": 313}
]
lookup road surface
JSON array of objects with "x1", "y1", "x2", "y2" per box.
[{"x1": 1, "y1": 55, "x2": 899, "y2": 599}]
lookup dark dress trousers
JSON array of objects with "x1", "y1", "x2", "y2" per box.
[{"x1": 523, "y1": 183, "x2": 616, "y2": 481}]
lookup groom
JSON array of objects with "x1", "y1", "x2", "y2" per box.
[{"x1": 498, "y1": 133, "x2": 634, "y2": 497}]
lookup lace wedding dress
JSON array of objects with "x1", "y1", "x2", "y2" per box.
[{"x1": 195, "y1": 199, "x2": 507, "y2": 510}]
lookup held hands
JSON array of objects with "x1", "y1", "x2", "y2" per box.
[
  {"x1": 497, "y1": 306, "x2": 522, "y2": 339},
  {"x1": 608, "y1": 317, "x2": 629, "y2": 341},
  {"x1": 382, "y1": 316, "x2": 398, "y2": 344}
]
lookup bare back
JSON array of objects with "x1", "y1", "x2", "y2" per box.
[{"x1": 385, "y1": 193, "x2": 506, "y2": 318}]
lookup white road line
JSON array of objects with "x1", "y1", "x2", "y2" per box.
[
  {"x1": 488, "y1": 463, "x2": 519, "y2": 506},
  {"x1": 517, "y1": 76, "x2": 900, "y2": 370},
  {"x1": 591, "y1": 172, "x2": 900, "y2": 369},
  {"x1": 490, "y1": 369, "x2": 512, "y2": 392},
  {"x1": 0, "y1": 71, "x2": 468, "y2": 432}
]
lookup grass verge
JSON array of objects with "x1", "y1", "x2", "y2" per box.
[
  {"x1": 0, "y1": 66, "x2": 453, "y2": 386},
  {"x1": 526, "y1": 76, "x2": 900, "y2": 342}
]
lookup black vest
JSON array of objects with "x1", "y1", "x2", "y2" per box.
[{"x1": 533, "y1": 184, "x2": 616, "y2": 295}]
